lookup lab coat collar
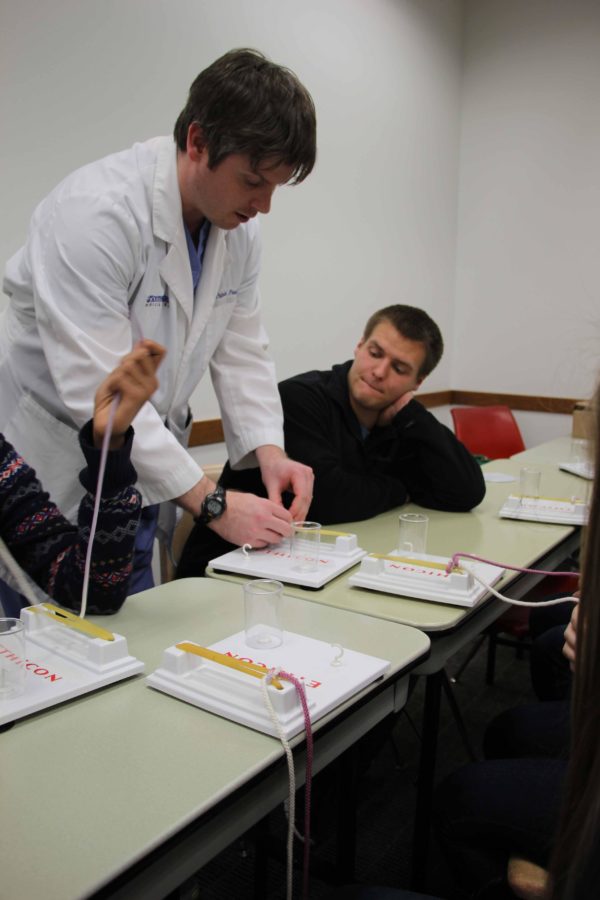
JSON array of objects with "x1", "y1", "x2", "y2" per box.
[
  {"x1": 152, "y1": 137, "x2": 182, "y2": 243},
  {"x1": 151, "y1": 138, "x2": 192, "y2": 320},
  {"x1": 152, "y1": 138, "x2": 226, "y2": 325}
]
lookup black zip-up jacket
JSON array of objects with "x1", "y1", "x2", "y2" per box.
[{"x1": 176, "y1": 362, "x2": 485, "y2": 577}]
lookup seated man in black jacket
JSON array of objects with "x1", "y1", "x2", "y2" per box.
[{"x1": 176, "y1": 304, "x2": 485, "y2": 577}]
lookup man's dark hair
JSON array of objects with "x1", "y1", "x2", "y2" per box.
[
  {"x1": 363, "y1": 305, "x2": 444, "y2": 378},
  {"x1": 173, "y1": 48, "x2": 316, "y2": 183}
]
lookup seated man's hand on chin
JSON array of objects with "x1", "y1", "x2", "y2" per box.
[{"x1": 375, "y1": 390, "x2": 416, "y2": 429}]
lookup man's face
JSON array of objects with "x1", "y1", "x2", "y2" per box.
[
  {"x1": 181, "y1": 125, "x2": 294, "y2": 230},
  {"x1": 348, "y1": 321, "x2": 426, "y2": 421}
]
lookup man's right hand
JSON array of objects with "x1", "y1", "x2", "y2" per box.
[
  {"x1": 209, "y1": 490, "x2": 293, "y2": 548},
  {"x1": 93, "y1": 339, "x2": 165, "y2": 449}
]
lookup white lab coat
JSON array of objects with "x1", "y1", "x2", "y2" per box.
[{"x1": 0, "y1": 136, "x2": 284, "y2": 520}]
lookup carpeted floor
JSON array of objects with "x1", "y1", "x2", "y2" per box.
[{"x1": 182, "y1": 635, "x2": 538, "y2": 899}]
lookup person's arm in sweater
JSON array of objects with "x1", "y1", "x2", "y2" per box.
[
  {"x1": 0, "y1": 426, "x2": 140, "y2": 613},
  {"x1": 0, "y1": 340, "x2": 165, "y2": 612}
]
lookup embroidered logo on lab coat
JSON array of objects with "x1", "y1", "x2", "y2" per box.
[{"x1": 145, "y1": 294, "x2": 169, "y2": 307}]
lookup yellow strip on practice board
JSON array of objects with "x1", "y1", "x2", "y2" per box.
[
  {"x1": 176, "y1": 643, "x2": 283, "y2": 690},
  {"x1": 317, "y1": 529, "x2": 353, "y2": 538},
  {"x1": 30, "y1": 603, "x2": 115, "y2": 641},
  {"x1": 513, "y1": 495, "x2": 583, "y2": 504},
  {"x1": 368, "y1": 553, "x2": 462, "y2": 573}
]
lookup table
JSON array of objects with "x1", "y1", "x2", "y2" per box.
[
  {"x1": 512, "y1": 435, "x2": 578, "y2": 465},
  {"x1": 209, "y1": 452, "x2": 581, "y2": 650},
  {"x1": 0, "y1": 578, "x2": 429, "y2": 900},
  {"x1": 209, "y1": 446, "x2": 583, "y2": 888}
]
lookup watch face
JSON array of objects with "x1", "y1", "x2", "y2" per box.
[{"x1": 206, "y1": 497, "x2": 223, "y2": 516}]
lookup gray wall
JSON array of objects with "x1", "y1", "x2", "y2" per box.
[
  {"x1": 2, "y1": 0, "x2": 599, "y2": 445},
  {"x1": 0, "y1": 0, "x2": 463, "y2": 421}
]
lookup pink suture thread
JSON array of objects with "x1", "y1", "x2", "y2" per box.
[
  {"x1": 79, "y1": 394, "x2": 120, "y2": 619},
  {"x1": 80, "y1": 312, "x2": 147, "y2": 619}
]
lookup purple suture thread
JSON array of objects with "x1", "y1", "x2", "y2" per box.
[
  {"x1": 279, "y1": 669, "x2": 313, "y2": 900},
  {"x1": 446, "y1": 551, "x2": 578, "y2": 579},
  {"x1": 78, "y1": 316, "x2": 154, "y2": 620}
]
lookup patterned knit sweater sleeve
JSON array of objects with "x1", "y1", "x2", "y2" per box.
[{"x1": 0, "y1": 421, "x2": 141, "y2": 614}]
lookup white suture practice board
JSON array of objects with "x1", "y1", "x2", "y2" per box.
[
  {"x1": 349, "y1": 552, "x2": 505, "y2": 608},
  {"x1": 559, "y1": 461, "x2": 593, "y2": 480},
  {"x1": 0, "y1": 607, "x2": 143, "y2": 727},
  {"x1": 209, "y1": 533, "x2": 366, "y2": 588},
  {"x1": 499, "y1": 495, "x2": 588, "y2": 525},
  {"x1": 146, "y1": 630, "x2": 390, "y2": 739}
]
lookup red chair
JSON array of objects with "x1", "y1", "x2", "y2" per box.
[
  {"x1": 450, "y1": 405, "x2": 525, "y2": 460},
  {"x1": 449, "y1": 405, "x2": 576, "y2": 684}
]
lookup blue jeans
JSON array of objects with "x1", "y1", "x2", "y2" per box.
[
  {"x1": 483, "y1": 700, "x2": 570, "y2": 760},
  {"x1": 128, "y1": 504, "x2": 159, "y2": 594}
]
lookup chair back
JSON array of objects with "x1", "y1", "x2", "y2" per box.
[{"x1": 450, "y1": 405, "x2": 526, "y2": 460}]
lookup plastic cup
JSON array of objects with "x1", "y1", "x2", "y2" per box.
[
  {"x1": 519, "y1": 467, "x2": 541, "y2": 501},
  {"x1": 0, "y1": 618, "x2": 26, "y2": 700},
  {"x1": 244, "y1": 579, "x2": 283, "y2": 649},
  {"x1": 398, "y1": 513, "x2": 429, "y2": 556},
  {"x1": 291, "y1": 521, "x2": 321, "y2": 574}
]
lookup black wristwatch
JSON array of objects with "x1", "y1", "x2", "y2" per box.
[{"x1": 195, "y1": 484, "x2": 227, "y2": 525}]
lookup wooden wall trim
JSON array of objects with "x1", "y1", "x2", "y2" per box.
[
  {"x1": 188, "y1": 390, "x2": 578, "y2": 447},
  {"x1": 417, "y1": 390, "x2": 453, "y2": 408},
  {"x1": 189, "y1": 418, "x2": 224, "y2": 447},
  {"x1": 450, "y1": 391, "x2": 578, "y2": 415}
]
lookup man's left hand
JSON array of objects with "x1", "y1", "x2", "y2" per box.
[{"x1": 256, "y1": 445, "x2": 314, "y2": 521}]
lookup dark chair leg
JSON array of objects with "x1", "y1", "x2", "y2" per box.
[
  {"x1": 253, "y1": 816, "x2": 270, "y2": 900},
  {"x1": 450, "y1": 633, "x2": 487, "y2": 683},
  {"x1": 335, "y1": 746, "x2": 359, "y2": 882},
  {"x1": 441, "y1": 671, "x2": 478, "y2": 762}
]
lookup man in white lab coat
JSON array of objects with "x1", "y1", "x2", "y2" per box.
[{"x1": 0, "y1": 49, "x2": 316, "y2": 591}]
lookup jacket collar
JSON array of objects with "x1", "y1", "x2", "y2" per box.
[{"x1": 326, "y1": 361, "x2": 365, "y2": 439}]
